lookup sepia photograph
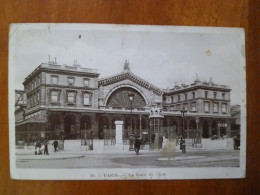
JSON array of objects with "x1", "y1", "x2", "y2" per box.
[{"x1": 9, "y1": 23, "x2": 246, "y2": 180}]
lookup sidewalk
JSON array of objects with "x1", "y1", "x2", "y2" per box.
[{"x1": 15, "y1": 138, "x2": 233, "y2": 160}]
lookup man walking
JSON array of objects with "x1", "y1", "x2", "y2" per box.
[
  {"x1": 52, "y1": 140, "x2": 58, "y2": 152},
  {"x1": 134, "y1": 136, "x2": 141, "y2": 155},
  {"x1": 44, "y1": 138, "x2": 49, "y2": 155}
]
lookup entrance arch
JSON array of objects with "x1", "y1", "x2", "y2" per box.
[
  {"x1": 219, "y1": 120, "x2": 227, "y2": 136},
  {"x1": 212, "y1": 120, "x2": 218, "y2": 136},
  {"x1": 80, "y1": 115, "x2": 91, "y2": 130},
  {"x1": 202, "y1": 120, "x2": 209, "y2": 138},
  {"x1": 64, "y1": 114, "x2": 76, "y2": 139},
  {"x1": 98, "y1": 116, "x2": 109, "y2": 139},
  {"x1": 189, "y1": 119, "x2": 196, "y2": 138},
  {"x1": 48, "y1": 114, "x2": 60, "y2": 139}
]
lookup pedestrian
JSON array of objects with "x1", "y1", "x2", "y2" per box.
[
  {"x1": 35, "y1": 139, "x2": 42, "y2": 155},
  {"x1": 134, "y1": 136, "x2": 141, "y2": 155},
  {"x1": 43, "y1": 138, "x2": 49, "y2": 155},
  {"x1": 52, "y1": 140, "x2": 58, "y2": 152}
]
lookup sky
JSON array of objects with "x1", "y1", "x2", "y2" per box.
[{"x1": 10, "y1": 24, "x2": 245, "y2": 105}]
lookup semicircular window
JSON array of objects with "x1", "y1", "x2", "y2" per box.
[{"x1": 106, "y1": 87, "x2": 146, "y2": 109}]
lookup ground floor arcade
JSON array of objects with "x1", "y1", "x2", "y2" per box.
[{"x1": 15, "y1": 109, "x2": 235, "y2": 145}]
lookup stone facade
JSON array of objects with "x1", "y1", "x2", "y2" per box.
[{"x1": 15, "y1": 60, "x2": 234, "y2": 144}]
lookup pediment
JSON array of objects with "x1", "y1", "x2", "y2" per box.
[{"x1": 98, "y1": 71, "x2": 162, "y2": 95}]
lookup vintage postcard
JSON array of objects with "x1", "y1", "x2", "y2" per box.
[{"x1": 9, "y1": 24, "x2": 246, "y2": 180}]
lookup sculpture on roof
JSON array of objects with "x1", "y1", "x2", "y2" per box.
[{"x1": 123, "y1": 60, "x2": 130, "y2": 71}]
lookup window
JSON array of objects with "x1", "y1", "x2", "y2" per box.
[
  {"x1": 213, "y1": 103, "x2": 218, "y2": 112},
  {"x1": 38, "y1": 76, "x2": 41, "y2": 85},
  {"x1": 51, "y1": 76, "x2": 58, "y2": 84},
  {"x1": 204, "y1": 102, "x2": 210, "y2": 112},
  {"x1": 51, "y1": 91, "x2": 58, "y2": 103},
  {"x1": 67, "y1": 92, "x2": 75, "y2": 103},
  {"x1": 222, "y1": 93, "x2": 226, "y2": 99},
  {"x1": 28, "y1": 97, "x2": 31, "y2": 108},
  {"x1": 32, "y1": 95, "x2": 35, "y2": 106},
  {"x1": 192, "y1": 92, "x2": 195, "y2": 99},
  {"x1": 184, "y1": 93, "x2": 187, "y2": 101},
  {"x1": 204, "y1": 91, "x2": 208, "y2": 98},
  {"x1": 171, "y1": 96, "x2": 174, "y2": 103},
  {"x1": 37, "y1": 91, "x2": 40, "y2": 103},
  {"x1": 83, "y1": 93, "x2": 90, "y2": 105},
  {"x1": 83, "y1": 79, "x2": 89, "y2": 87},
  {"x1": 222, "y1": 103, "x2": 227, "y2": 113},
  {"x1": 68, "y1": 78, "x2": 74, "y2": 86},
  {"x1": 34, "y1": 95, "x2": 37, "y2": 106},
  {"x1": 178, "y1": 95, "x2": 180, "y2": 102},
  {"x1": 191, "y1": 102, "x2": 196, "y2": 111},
  {"x1": 214, "y1": 92, "x2": 217, "y2": 99}
]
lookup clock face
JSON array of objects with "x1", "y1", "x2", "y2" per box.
[{"x1": 106, "y1": 87, "x2": 146, "y2": 109}]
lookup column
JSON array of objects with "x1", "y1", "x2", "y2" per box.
[
  {"x1": 114, "y1": 120, "x2": 124, "y2": 149},
  {"x1": 91, "y1": 114, "x2": 97, "y2": 139},
  {"x1": 76, "y1": 118, "x2": 80, "y2": 139},
  {"x1": 217, "y1": 120, "x2": 221, "y2": 137},
  {"x1": 208, "y1": 119, "x2": 212, "y2": 137},
  {"x1": 226, "y1": 119, "x2": 231, "y2": 138},
  {"x1": 186, "y1": 118, "x2": 190, "y2": 138}
]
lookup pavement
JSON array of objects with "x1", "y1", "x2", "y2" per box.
[{"x1": 15, "y1": 138, "x2": 234, "y2": 161}]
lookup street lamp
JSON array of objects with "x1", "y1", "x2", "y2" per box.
[
  {"x1": 128, "y1": 92, "x2": 135, "y2": 150},
  {"x1": 180, "y1": 107, "x2": 187, "y2": 156},
  {"x1": 128, "y1": 92, "x2": 135, "y2": 134},
  {"x1": 139, "y1": 114, "x2": 142, "y2": 138},
  {"x1": 195, "y1": 116, "x2": 202, "y2": 147}
]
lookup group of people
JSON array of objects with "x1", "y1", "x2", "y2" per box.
[{"x1": 35, "y1": 138, "x2": 59, "y2": 155}]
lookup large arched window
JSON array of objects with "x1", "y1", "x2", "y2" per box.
[{"x1": 106, "y1": 87, "x2": 146, "y2": 109}]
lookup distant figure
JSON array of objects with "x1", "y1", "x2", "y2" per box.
[
  {"x1": 52, "y1": 140, "x2": 58, "y2": 152},
  {"x1": 151, "y1": 134, "x2": 155, "y2": 144},
  {"x1": 43, "y1": 138, "x2": 49, "y2": 155},
  {"x1": 35, "y1": 140, "x2": 42, "y2": 155},
  {"x1": 134, "y1": 136, "x2": 142, "y2": 155}
]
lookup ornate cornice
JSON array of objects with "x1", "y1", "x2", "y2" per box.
[
  {"x1": 23, "y1": 66, "x2": 99, "y2": 85},
  {"x1": 98, "y1": 72, "x2": 163, "y2": 95}
]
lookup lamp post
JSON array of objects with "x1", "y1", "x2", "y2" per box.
[
  {"x1": 195, "y1": 116, "x2": 202, "y2": 147},
  {"x1": 180, "y1": 107, "x2": 187, "y2": 156},
  {"x1": 128, "y1": 92, "x2": 135, "y2": 150},
  {"x1": 139, "y1": 114, "x2": 142, "y2": 137}
]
